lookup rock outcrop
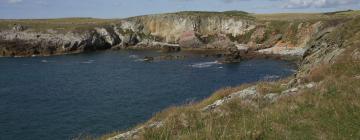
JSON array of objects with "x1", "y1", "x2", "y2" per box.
[
  {"x1": 0, "y1": 26, "x2": 121, "y2": 57},
  {"x1": 104, "y1": 14, "x2": 360, "y2": 140},
  {"x1": 118, "y1": 12, "x2": 255, "y2": 43},
  {"x1": 1, "y1": 11, "x2": 340, "y2": 58}
]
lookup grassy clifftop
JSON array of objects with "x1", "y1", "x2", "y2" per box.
[
  {"x1": 254, "y1": 10, "x2": 360, "y2": 21},
  {"x1": 1, "y1": 10, "x2": 359, "y2": 32},
  {"x1": 0, "y1": 18, "x2": 116, "y2": 33}
]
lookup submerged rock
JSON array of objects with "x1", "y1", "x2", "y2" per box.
[{"x1": 143, "y1": 56, "x2": 154, "y2": 62}]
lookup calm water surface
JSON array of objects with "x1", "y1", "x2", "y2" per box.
[{"x1": 0, "y1": 50, "x2": 296, "y2": 140}]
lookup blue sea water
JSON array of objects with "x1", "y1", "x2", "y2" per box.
[{"x1": 0, "y1": 50, "x2": 296, "y2": 140}]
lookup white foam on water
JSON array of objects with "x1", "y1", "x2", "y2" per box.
[
  {"x1": 41, "y1": 60, "x2": 57, "y2": 63},
  {"x1": 190, "y1": 61, "x2": 220, "y2": 68},
  {"x1": 263, "y1": 75, "x2": 280, "y2": 80},
  {"x1": 129, "y1": 55, "x2": 139, "y2": 59},
  {"x1": 134, "y1": 59, "x2": 144, "y2": 62},
  {"x1": 289, "y1": 69, "x2": 297, "y2": 73},
  {"x1": 41, "y1": 60, "x2": 48, "y2": 63},
  {"x1": 81, "y1": 60, "x2": 95, "y2": 64}
]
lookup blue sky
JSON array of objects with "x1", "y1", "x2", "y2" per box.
[{"x1": 1, "y1": 0, "x2": 360, "y2": 19}]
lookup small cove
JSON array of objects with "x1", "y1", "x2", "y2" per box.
[{"x1": 0, "y1": 50, "x2": 296, "y2": 140}]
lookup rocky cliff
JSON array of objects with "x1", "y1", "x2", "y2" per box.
[
  {"x1": 1, "y1": 11, "x2": 355, "y2": 59},
  {"x1": 118, "y1": 11, "x2": 255, "y2": 43},
  {"x1": 104, "y1": 12, "x2": 360, "y2": 140}
]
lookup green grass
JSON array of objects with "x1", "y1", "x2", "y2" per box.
[
  {"x1": 0, "y1": 18, "x2": 117, "y2": 33},
  {"x1": 133, "y1": 45, "x2": 360, "y2": 140},
  {"x1": 171, "y1": 11, "x2": 255, "y2": 20},
  {"x1": 254, "y1": 10, "x2": 360, "y2": 22}
]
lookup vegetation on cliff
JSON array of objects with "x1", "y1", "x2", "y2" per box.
[
  {"x1": 0, "y1": 18, "x2": 116, "y2": 33},
  {"x1": 100, "y1": 11, "x2": 360, "y2": 140}
]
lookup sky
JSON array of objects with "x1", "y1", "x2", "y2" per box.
[{"x1": 0, "y1": 0, "x2": 360, "y2": 19}]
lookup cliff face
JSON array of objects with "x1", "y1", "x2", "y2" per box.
[
  {"x1": 119, "y1": 13, "x2": 255, "y2": 43},
  {"x1": 0, "y1": 11, "x2": 357, "y2": 58},
  {"x1": 105, "y1": 15, "x2": 360, "y2": 140},
  {"x1": 0, "y1": 27, "x2": 120, "y2": 57}
]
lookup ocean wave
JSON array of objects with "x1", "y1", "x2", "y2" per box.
[
  {"x1": 129, "y1": 55, "x2": 139, "y2": 59},
  {"x1": 190, "y1": 61, "x2": 219, "y2": 68},
  {"x1": 263, "y1": 75, "x2": 280, "y2": 80},
  {"x1": 41, "y1": 60, "x2": 53, "y2": 63},
  {"x1": 134, "y1": 59, "x2": 144, "y2": 62},
  {"x1": 81, "y1": 60, "x2": 95, "y2": 64}
]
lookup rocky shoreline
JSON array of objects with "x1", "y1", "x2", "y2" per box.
[{"x1": 0, "y1": 11, "x2": 318, "y2": 60}]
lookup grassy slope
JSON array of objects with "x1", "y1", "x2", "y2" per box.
[
  {"x1": 100, "y1": 10, "x2": 360, "y2": 140},
  {"x1": 133, "y1": 21, "x2": 359, "y2": 140},
  {"x1": 0, "y1": 18, "x2": 116, "y2": 33},
  {"x1": 254, "y1": 10, "x2": 360, "y2": 21},
  {"x1": 136, "y1": 47, "x2": 359, "y2": 140}
]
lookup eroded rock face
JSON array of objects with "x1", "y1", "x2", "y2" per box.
[
  {"x1": 95, "y1": 27, "x2": 121, "y2": 46},
  {"x1": 179, "y1": 31, "x2": 203, "y2": 48},
  {"x1": 0, "y1": 13, "x2": 338, "y2": 58},
  {"x1": 0, "y1": 27, "x2": 121, "y2": 57},
  {"x1": 296, "y1": 24, "x2": 345, "y2": 82},
  {"x1": 118, "y1": 14, "x2": 255, "y2": 43}
]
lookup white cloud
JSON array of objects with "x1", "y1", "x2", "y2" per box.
[
  {"x1": 283, "y1": 0, "x2": 359, "y2": 8},
  {"x1": 7, "y1": 0, "x2": 23, "y2": 4}
]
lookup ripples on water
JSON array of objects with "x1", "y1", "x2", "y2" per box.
[{"x1": 0, "y1": 50, "x2": 296, "y2": 140}]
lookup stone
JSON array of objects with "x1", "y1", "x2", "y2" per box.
[
  {"x1": 354, "y1": 75, "x2": 360, "y2": 79},
  {"x1": 305, "y1": 83, "x2": 316, "y2": 88},
  {"x1": 12, "y1": 24, "x2": 26, "y2": 32},
  {"x1": 161, "y1": 45, "x2": 181, "y2": 53},
  {"x1": 352, "y1": 49, "x2": 360, "y2": 61},
  {"x1": 290, "y1": 88, "x2": 299, "y2": 92},
  {"x1": 203, "y1": 86, "x2": 257, "y2": 111},
  {"x1": 236, "y1": 44, "x2": 249, "y2": 51},
  {"x1": 95, "y1": 27, "x2": 121, "y2": 46},
  {"x1": 221, "y1": 46, "x2": 242, "y2": 63},
  {"x1": 232, "y1": 86, "x2": 257, "y2": 99},
  {"x1": 143, "y1": 56, "x2": 154, "y2": 62},
  {"x1": 263, "y1": 93, "x2": 278, "y2": 103}
]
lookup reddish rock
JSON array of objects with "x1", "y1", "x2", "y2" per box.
[{"x1": 178, "y1": 31, "x2": 203, "y2": 48}]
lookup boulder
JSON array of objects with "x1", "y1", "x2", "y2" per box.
[
  {"x1": 121, "y1": 33, "x2": 140, "y2": 47},
  {"x1": 263, "y1": 93, "x2": 279, "y2": 103},
  {"x1": 160, "y1": 45, "x2": 181, "y2": 53},
  {"x1": 95, "y1": 27, "x2": 121, "y2": 46},
  {"x1": 12, "y1": 24, "x2": 26, "y2": 32},
  {"x1": 143, "y1": 56, "x2": 154, "y2": 62},
  {"x1": 221, "y1": 46, "x2": 243, "y2": 63}
]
